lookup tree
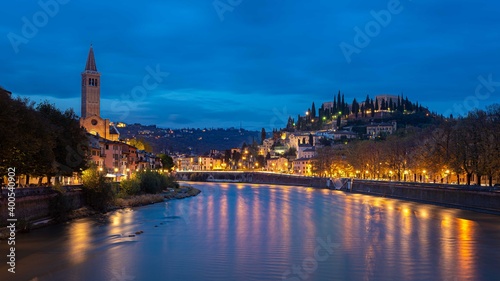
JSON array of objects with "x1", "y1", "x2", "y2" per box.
[
  {"x1": 82, "y1": 165, "x2": 114, "y2": 212},
  {"x1": 312, "y1": 146, "x2": 353, "y2": 177},
  {"x1": 158, "y1": 154, "x2": 175, "y2": 171},
  {"x1": 37, "y1": 102, "x2": 90, "y2": 184},
  {"x1": 311, "y1": 102, "x2": 316, "y2": 118},
  {"x1": 337, "y1": 91, "x2": 342, "y2": 112},
  {"x1": 308, "y1": 133, "x2": 314, "y2": 145},
  {"x1": 284, "y1": 147, "x2": 297, "y2": 158},
  {"x1": 351, "y1": 98, "x2": 359, "y2": 118},
  {"x1": 4, "y1": 98, "x2": 54, "y2": 184},
  {"x1": 370, "y1": 99, "x2": 375, "y2": 117},
  {"x1": 261, "y1": 128, "x2": 266, "y2": 145},
  {"x1": 128, "y1": 138, "x2": 153, "y2": 152}
]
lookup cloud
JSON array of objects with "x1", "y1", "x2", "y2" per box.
[{"x1": 2, "y1": 0, "x2": 500, "y2": 129}]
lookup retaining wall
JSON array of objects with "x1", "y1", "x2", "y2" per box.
[
  {"x1": 0, "y1": 190, "x2": 84, "y2": 224},
  {"x1": 351, "y1": 180, "x2": 500, "y2": 213}
]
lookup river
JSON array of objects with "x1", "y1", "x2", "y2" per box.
[{"x1": 1, "y1": 182, "x2": 500, "y2": 281}]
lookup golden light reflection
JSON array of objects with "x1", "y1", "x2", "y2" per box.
[
  {"x1": 399, "y1": 204, "x2": 412, "y2": 280},
  {"x1": 342, "y1": 195, "x2": 353, "y2": 251},
  {"x1": 206, "y1": 191, "x2": 214, "y2": 242},
  {"x1": 402, "y1": 206, "x2": 411, "y2": 217},
  {"x1": 68, "y1": 221, "x2": 91, "y2": 264},
  {"x1": 418, "y1": 207, "x2": 429, "y2": 219},
  {"x1": 457, "y1": 218, "x2": 477, "y2": 280},
  {"x1": 439, "y1": 213, "x2": 454, "y2": 280}
]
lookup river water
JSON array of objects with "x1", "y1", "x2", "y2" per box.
[{"x1": 1, "y1": 182, "x2": 500, "y2": 281}]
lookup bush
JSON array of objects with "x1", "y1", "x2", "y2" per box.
[
  {"x1": 120, "y1": 178, "x2": 141, "y2": 196},
  {"x1": 82, "y1": 166, "x2": 115, "y2": 212},
  {"x1": 135, "y1": 170, "x2": 179, "y2": 194},
  {"x1": 137, "y1": 170, "x2": 162, "y2": 194},
  {"x1": 163, "y1": 174, "x2": 180, "y2": 189}
]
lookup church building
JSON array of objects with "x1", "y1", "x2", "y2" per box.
[{"x1": 79, "y1": 45, "x2": 119, "y2": 141}]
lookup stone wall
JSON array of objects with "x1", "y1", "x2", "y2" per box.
[
  {"x1": 0, "y1": 190, "x2": 84, "y2": 225},
  {"x1": 351, "y1": 180, "x2": 500, "y2": 213}
]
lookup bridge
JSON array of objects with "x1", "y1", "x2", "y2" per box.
[{"x1": 174, "y1": 171, "x2": 331, "y2": 188}]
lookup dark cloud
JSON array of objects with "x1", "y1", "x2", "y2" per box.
[{"x1": 2, "y1": 0, "x2": 499, "y2": 130}]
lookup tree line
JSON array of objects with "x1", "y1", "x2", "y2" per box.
[
  {"x1": 289, "y1": 92, "x2": 427, "y2": 131},
  {"x1": 0, "y1": 91, "x2": 89, "y2": 185},
  {"x1": 312, "y1": 104, "x2": 500, "y2": 186}
]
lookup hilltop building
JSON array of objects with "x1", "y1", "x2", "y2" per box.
[{"x1": 366, "y1": 121, "x2": 397, "y2": 139}]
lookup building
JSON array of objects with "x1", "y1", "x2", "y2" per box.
[
  {"x1": 366, "y1": 121, "x2": 397, "y2": 138},
  {"x1": 297, "y1": 144, "x2": 316, "y2": 159},
  {"x1": 375, "y1": 94, "x2": 399, "y2": 107},
  {"x1": 79, "y1": 45, "x2": 119, "y2": 141},
  {"x1": 266, "y1": 157, "x2": 289, "y2": 172},
  {"x1": 292, "y1": 158, "x2": 313, "y2": 175}
]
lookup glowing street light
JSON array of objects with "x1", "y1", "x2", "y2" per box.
[{"x1": 114, "y1": 167, "x2": 119, "y2": 182}]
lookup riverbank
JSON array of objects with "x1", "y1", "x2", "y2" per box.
[
  {"x1": 0, "y1": 185, "x2": 201, "y2": 240},
  {"x1": 349, "y1": 180, "x2": 500, "y2": 215},
  {"x1": 176, "y1": 171, "x2": 500, "y2": 215}
]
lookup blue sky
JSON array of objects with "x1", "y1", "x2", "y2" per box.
[{"x1": 2, "y1": 0, "x2": 499, "y2": 130}]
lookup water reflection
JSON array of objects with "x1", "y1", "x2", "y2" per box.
[
  {"x1": 0, "y1": 183, "x2": 498, "y2": 281},
  {"x1": 67, "y1": 221, "x2": 92, "y2": 265}
]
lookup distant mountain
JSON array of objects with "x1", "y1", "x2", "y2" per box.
[{"x1": 117, "y1": 124, "x2": 259, "y2": 155}]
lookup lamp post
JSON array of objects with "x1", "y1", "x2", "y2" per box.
[{"x1": 114, "y1": 167, "x2": 118, "y2": 182}]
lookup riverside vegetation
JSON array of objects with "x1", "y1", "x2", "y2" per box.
[{"x1": 0, "y1": 167, "x2": 199, "y2": 239}]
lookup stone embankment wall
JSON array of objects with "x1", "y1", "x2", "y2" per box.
[
  {"x1": 249, "y1": 173, "x2": 327, "y2": 188},
  {"x1": 351, "y1": 180, "x2": 500, "y2": 213},
  {"x1": 0, "y1": 188, "x2": 84, "y2": 224},
  {"x1": 177, "y1": 172, "x2": 500, "y2": 213}
]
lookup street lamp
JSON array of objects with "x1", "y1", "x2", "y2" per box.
[{"x1": 114, "y1": 167, "x2": 119, "y2": 182}]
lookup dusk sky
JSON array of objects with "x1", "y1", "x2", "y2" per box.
[{"x1": 2, "y1": 0, "x2": 499, "y2": 130}]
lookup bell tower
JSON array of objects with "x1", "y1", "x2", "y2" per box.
[
  {"x1": 81, "y1": 44, "x2": 101, "y2": 118},
  {"x1": 79, "y1": 45, "x2": 118, "y2": 141}
]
